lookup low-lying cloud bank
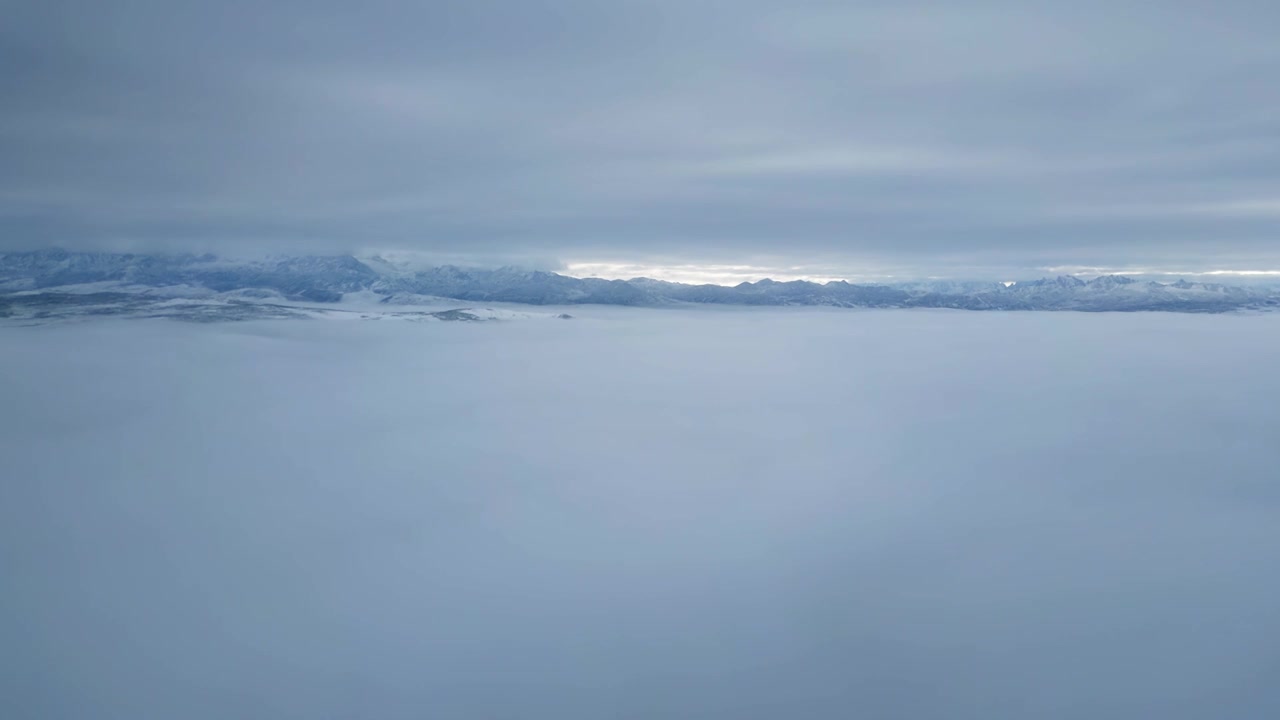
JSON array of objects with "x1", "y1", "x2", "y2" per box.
[{"x1": 3, "y1": 309, "x2": 1279, "y2": 719}]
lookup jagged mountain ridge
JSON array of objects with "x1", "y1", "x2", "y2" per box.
[{"x1": 2, "y1": 249, "x2": 1276, "y2": 313}]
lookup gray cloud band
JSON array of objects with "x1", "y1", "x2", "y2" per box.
[{"x1": 3, "y1": 0, "x2": 1279, "y2": 274}]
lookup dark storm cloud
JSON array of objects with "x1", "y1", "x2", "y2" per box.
[{"x1": 3, "y1": 0, "x2": 1279, "y2": 272}]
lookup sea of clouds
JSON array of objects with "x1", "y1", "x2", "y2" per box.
[{"x1": 3, "y1": 308, "x2": 1279, "y2": 719}]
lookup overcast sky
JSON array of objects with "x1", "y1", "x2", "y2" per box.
[{"x1": 3, "y1": 0, "x2": 1279, "y2": 278}]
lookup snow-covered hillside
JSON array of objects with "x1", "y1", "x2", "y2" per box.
[{"x1": 3, "y1": 249, "x2": 1277, "y2": 318}]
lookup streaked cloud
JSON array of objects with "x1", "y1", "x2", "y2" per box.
[{"x1": 3, "y1": 0, "x2": 1279, "y2": 275}]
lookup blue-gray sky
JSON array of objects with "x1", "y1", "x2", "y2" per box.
[{"x1": 3, "y1": 0, "x2": 1279, "y2": 278}]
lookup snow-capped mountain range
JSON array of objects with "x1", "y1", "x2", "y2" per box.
[{"x1": 3, "y1": 249, "x2": 1277, "y2": 319}]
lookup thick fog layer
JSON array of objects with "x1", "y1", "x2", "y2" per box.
[{"x1": 4, "y1": 309, "x2": 1280, "y2": 719}]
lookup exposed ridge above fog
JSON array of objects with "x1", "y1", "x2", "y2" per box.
[{"x1": 3, "y1": 250, "x2": 1278, "y2": 315}]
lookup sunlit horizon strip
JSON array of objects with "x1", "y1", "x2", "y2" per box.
[
  {"x1": 565, "y1": 261, "x2": 1280, "y2": 286},
  {"x1": 1040, "y1": 266, "x2": 1280, "y2": 278},
  {"x1": 562, "y1": 262, "x2": 857, "y2": 286}
]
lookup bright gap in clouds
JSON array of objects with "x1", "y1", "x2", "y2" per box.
[
  {"x1": 565, "y1": 261, "x2": 1280, "y2": 286},
  {"x1": 1039, "y1": 266, "x2": 1280, "y2": 280},
  {"x1": 563, "y1": 262, "x2": 862, "y2": 286}
]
